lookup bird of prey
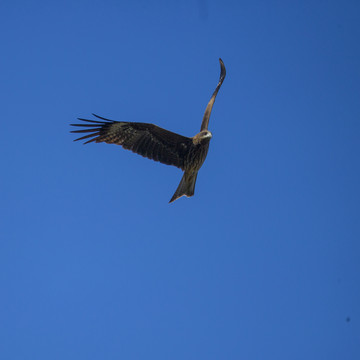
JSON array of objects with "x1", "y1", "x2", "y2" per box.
[{"x1": 71, "y1": 58, "x2": 226, "y2": 203}]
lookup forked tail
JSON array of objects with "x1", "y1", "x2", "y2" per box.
[{"x1": 169, "y1": 171, "x2": 198, "y2": 203}]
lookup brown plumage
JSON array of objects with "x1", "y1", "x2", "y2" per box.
[{"x1": 70, "y1": 58, "x2": 226, "y2": 202}]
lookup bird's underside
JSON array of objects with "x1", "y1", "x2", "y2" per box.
[{"x1": 71, "y1": 58, "x2": 226, "y2": 202}]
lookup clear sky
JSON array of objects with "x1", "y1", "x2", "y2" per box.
[{"x1": 1, "y1": 1, "x2": 359, "y2": 359}]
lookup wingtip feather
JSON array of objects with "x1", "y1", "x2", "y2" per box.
[
  {"x1": 92, "y1": 113, "x2": 113, "y2": 121},
  {"x1": 219, "y1": 58, "x2": 226, "y2": 79}
]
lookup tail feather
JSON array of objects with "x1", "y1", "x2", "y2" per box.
[{"x1": 169, "y1": 171, "x2": 198, "y2": 203}]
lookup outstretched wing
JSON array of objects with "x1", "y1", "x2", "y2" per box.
[
  {"x1": 200, "y1": 58, "x2": 226, "y2": 131},
  {"x1": 70, "y1": 114, "x2": 192, "y2": 170}
]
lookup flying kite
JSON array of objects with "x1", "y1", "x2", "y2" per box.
[{"x1": 71, "y1": 58, "x2": 226, "y2": 203}]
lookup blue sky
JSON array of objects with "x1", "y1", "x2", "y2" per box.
[{"x1": 1, "y1": 0, "x2": 359, "y2": 359}]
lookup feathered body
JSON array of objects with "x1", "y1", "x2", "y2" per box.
[{"x1": 71, "y1": 59, "x2": 226, "y2": 202}]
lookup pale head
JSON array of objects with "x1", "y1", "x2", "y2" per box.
[{"x1": 192, "y1": 130, "x2": 212, "y2": 145}]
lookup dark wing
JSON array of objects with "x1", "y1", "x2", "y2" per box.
[
  {"x1": 200, "y1": 58, "x2": 226, "y2": 131},
  {"x1": 70, "y1": 114, "x2": 192, "y2": 170}
]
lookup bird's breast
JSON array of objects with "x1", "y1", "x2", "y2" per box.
[{"x1": 185, "y1": 141, "x2": 210, "y2": 172}]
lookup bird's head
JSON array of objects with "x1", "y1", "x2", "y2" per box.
[{"x1": 193, "y1": 130, "x2": 212, "y2": 145}]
